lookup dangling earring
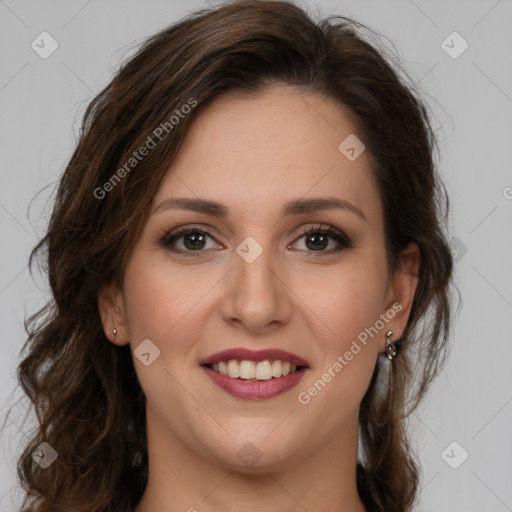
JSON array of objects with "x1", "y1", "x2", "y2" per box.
[
  {"x1": 385, "y1": 330, "x2": 398, "y2": 360},
  {"x1": 113, "y1": 328, "x2": 118, "y2": 335}
]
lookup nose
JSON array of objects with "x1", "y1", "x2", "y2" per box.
[{"x1": 220, "y1": 246, "x2": 293, "y2": 334}]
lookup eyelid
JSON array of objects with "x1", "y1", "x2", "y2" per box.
[
  {"x1": 290, "y1": 223, "x2": 353, "y2": 251},
  {"x1": 160, "y1": 222, "x2": 352, "y2": 255},
  {"x1": 293, "y1": 223, "x2": 347, "y2": 239},
  {"x1": 160, "y1": 225, "x2": 223, "y2": 250}
]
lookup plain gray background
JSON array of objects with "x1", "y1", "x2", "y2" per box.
[{"x1": 1, "y1": 1, "x2": 511, "y2": 510}]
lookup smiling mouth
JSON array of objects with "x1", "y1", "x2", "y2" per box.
[{"x1": 204, "y1": 359, "x2": 304, "y2": 381}]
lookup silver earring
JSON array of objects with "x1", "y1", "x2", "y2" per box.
[
  {"x1": 113, "y1": 328, "x2": 118, "y2": 335},
  {"x1": 385, "y1": 330, "x2": 398, "y2": 360}
]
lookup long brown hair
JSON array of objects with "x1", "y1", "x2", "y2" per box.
[{"x1": 11, "y1": 1, "x2": 454, "y2": 510}]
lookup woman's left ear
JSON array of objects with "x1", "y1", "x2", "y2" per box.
[
  {"x1": 384, "y1": 242, "x2": 420, "y2": 343},
  {"x1": 98, "y1": 282, "x2": 130, "y2": 346}
]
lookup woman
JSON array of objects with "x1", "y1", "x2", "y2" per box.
[{"x1": 15, "y1": 1, "x2": 454, "y2": 511}]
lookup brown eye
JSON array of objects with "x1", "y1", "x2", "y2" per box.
[
  {"x1": 304, "y1": 232, "x2": 329, "y2": 251},
  {"x1": 161, "y1": 228, "x2": 220, "y2": 253},
  {"x1": 289, "y1": 225, "x2": 352, "y2": 253},
  {"x1": 181, "y1": 231, "x2": 207, "y2": 250}
]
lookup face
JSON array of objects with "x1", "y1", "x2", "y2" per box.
[{"x1": 100, "y1": 85, "x2": 418, "y2": 473}]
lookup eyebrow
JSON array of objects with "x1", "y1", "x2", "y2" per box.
[{"x1": 153, "y1": 196, "x2": 366, "y2": 221}]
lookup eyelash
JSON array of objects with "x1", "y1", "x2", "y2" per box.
[{"x1": 160, "y1": 224, "x2": 352, "y2": 256}]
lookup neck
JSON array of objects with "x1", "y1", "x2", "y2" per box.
[{"x1": 134, "y1": 407, "x2": 367, "y2": 512}]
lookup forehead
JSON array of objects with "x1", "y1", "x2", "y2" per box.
[{"x1": 153, "y1": 85, "x2": 381, "y2": 222}]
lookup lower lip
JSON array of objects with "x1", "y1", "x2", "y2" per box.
[{"x1": 201, "y1": 365, "x2": 307, "y2": 400}]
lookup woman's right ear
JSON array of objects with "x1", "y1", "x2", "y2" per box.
[{"x1": 98, "y1": 282, "x2": 130, "y2": 346}]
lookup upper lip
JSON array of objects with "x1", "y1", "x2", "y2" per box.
[{"x1": 199, "y1": 348, "x2": 309, "y2": 367}]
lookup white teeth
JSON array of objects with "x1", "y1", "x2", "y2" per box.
[
  {"x1": 271, "y1": 360, "x2": 282, "y2": 377},
  {"x1": 227, "y1": 359, "x2": 239, "y2": 378},
  {"x1": 210, "y1": 359, "x2": 301, "y2": 380},
  {"x1": 239, "y1": 360, "x2": 255, "y2": 379},
  {"x1": 255, "y1": 360, "x2": 273, "y2": 380}
]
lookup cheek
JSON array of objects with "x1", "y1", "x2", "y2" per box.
[
  {"x1": 292, "y1": 259, "x2": 389, "y2": 348},
  {"x1": 121, "y1": 255, "x2": 215, "y2": 351},
  {"x1": 292, "y1": 258, "x2": 387, "y2": 408},
  {"x1": 120, "y1": 256, "x2": 214, "y2": 415},
  {"x1": 295, "y1": 296, "x2": 382, "y2": 429}
]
